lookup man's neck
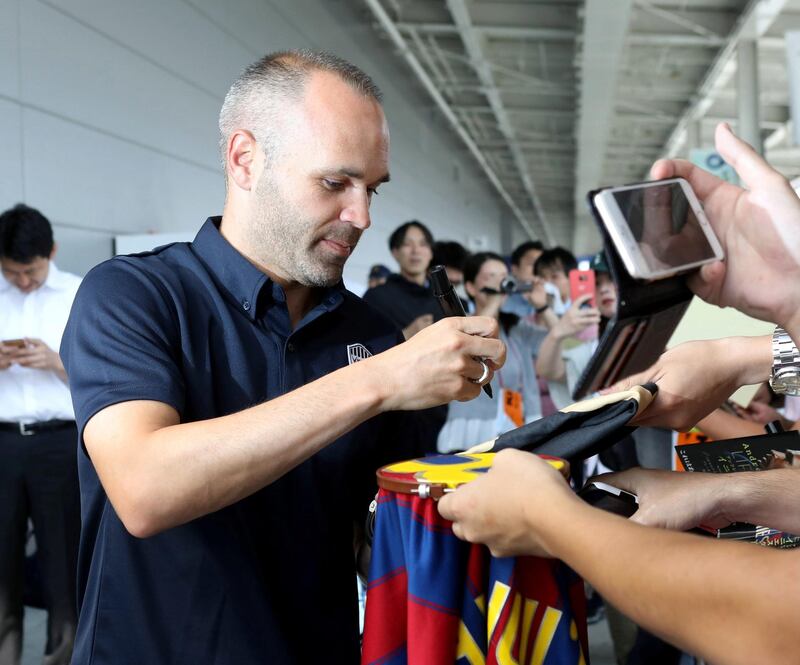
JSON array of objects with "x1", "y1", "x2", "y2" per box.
[
  {"x1": 400, "y1": 270, "x2": 426, "y2": 287},
  {"x1": 219, "y1": 211, "x2": 320, "y2": 329}
]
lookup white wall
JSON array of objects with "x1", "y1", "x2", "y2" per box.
[{"x1": 0, "y1": 0, "x2": 506, "y2": 281}]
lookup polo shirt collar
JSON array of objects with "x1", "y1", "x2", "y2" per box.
[{"x1": 191, "y1": 217, "x2": 345, "y2": 321}]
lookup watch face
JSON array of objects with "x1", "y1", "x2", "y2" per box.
[{"x1": 773, "y1": 370, "x2": 800, "y2": 396}]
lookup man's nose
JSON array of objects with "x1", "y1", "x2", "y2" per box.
[{"x1": 340, "y1": 192, "x2": 371, "y2": 230}]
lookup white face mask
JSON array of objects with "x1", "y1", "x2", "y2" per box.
[
  {"x1": 544, "y1": 282, "x2": 569, "y2": 316},
  {"x1": 454, "y1": 283, "x2": 469, "y2": 303}
]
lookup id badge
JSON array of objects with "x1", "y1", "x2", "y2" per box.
[{"x1": 502, "y1": 388, "x2": 524, "y2": 428}]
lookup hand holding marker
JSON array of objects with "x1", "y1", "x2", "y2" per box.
[{"x1": 430, "y1": 265, "x2": 493, "y2": 399}]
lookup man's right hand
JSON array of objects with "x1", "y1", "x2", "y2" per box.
[
  {"x1": 372, "y1": 316, "x2": 506, "y2": 412},
  {"x1": 651, "y1": 123, "x2": 800, "y2": 342},
  {"x1": 603, "y1": 335, "x2": 772, "y2": 431}
]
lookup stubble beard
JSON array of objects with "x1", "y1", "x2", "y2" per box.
[{"x1": 249, "y1": 171, "x2": 348, "y2": 288}]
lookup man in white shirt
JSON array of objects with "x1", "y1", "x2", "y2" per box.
[{"x1": 0, "y1": 204, "x2": 81, "y2": 665}]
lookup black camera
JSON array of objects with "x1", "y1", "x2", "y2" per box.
[{"x1": 481, "y1": 277, "x2": 533, "y2": 295}]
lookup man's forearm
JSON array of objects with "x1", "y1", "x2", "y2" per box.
[
  {"x1": 537, "y1": 501, "x2": 800, "y2": 665},
  {"x1": 90, "y1": 358, "x2": 388, "y2": 537},
  {"x1": 720, "y1": 469, "x2": 800, "y2": 534}
]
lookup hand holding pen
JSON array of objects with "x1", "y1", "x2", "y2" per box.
[{"x1": 430, "y1": 265, "x2": 495, "y2": 399}]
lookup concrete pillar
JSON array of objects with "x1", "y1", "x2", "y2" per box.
[{"x1": 737, "y1": 40, "x2": 763, "y2": 155}]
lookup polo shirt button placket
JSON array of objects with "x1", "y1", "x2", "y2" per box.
[
  {"x1": 242, "y1": 299, "x2": 251, "y2": 312},
  {"x1": 286, "y1": 342, "x2": 296, "y2": 353}
]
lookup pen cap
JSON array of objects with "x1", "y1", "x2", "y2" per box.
[{"x1": 429, "y1": 265, "x2": 451, "y2": 298}]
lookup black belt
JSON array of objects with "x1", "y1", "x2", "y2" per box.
[{"x1": 0, "y1": 419, "x2": 76, "y2": 436}]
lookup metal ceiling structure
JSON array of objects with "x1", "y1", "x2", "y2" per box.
[{"x1": 362, "y1": 0, "x2": 800, "y2": 253}]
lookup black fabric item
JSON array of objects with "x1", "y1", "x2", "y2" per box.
[
  {"x1": 362, "y1": 273, "x2": 443, "y2": 330},
  {"x1": 599, "y1": 435, "x2": 640, "y2": 472},
  {"x1": 492, "y1": 384, "x2": 657, "y2": 462},
  {"x1": 0, "y1": 425, "x2": 79, "y2": 665}
]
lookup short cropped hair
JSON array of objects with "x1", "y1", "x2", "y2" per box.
[
  {"x1": 463, "y1": 251, "x2": 507, "y2": 287},
  {"x1": 510, "y1": 240, "x2": 544, "y2": 266},
  {"x1": 0, "y1": 204, "x2": 54, "y2": 263},
  {"x1": 218, "y1": 49, "x2": 382, "y2": 170},
  {"x1": 534, "y1": 247, "x2": 577, "y2": 276},
  {"x1": 432, "y1": 241, "x2": 469, "y2": 271},
  {"x1": 388, "y1": 220, "x2": 434, "y2": 251}
]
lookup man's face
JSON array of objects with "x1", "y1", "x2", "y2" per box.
[
  {"x1": 248, "y1": 71, "x2": 390, "y2": 288},
  {"x1": 1, "y1": 256, "x2": 51, "y2": 294},
  {"x1": 511, "y1": 248, "x2": 542, "y2": 282},
  {"x1": 538, "y1": 262, "x2": 570, "y2": 301},
  {"x1": 391, "y1": 226, "x2": 433, "y2": 281}
]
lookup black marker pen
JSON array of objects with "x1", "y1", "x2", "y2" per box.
[{"x1": 430, "y1": 265, "x2": 493, "y2": 399}]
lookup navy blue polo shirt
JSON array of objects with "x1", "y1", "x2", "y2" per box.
[{"x1": 61, "y1": 218, "x2": 412, "y2": 665}]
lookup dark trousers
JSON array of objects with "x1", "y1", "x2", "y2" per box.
[{"x1": 0, "y1": 425, "x2": 80, "y2": 665}]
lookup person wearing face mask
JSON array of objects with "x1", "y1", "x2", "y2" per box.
[
  {"x1": 437, "y1": 251, "x2": 551, "y2": 453},
  {"x1": 363, "y1": 220, "x2": 442, "y2": 339}
]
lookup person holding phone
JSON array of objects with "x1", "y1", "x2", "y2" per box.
[
  {"x1": 0, "y1": 204, "x2": 82, "y2": 665},
  {"x1": 438, "y1": 124, "x2": 800, "y2": 665},
  {"x1": 534, "y1": 253, "x2": 614, "y2": 409},
  {"x1": 437, "y1": 251, "x2": 550, "y2": 453}
]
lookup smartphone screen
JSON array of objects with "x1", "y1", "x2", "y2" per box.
[{"x1": 610, "y1": 181, "x2": 716, "y2": 274}]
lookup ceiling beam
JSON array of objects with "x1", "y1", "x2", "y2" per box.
[
  {"x1": 397, "y1": 22, "x2": 576, "y2": 42},
  {"x1": 446, "y1": 0, "x2": 555, "y2": 243},
  {"x1": 661, "y1": 0, "x2": 790, "y2": 159},
  {"x1": 363, "y1": 0, "x2": 541, "y2": 241},
  {"x1": 574, "y1": 0, "x2": 636, "y2": 218}
]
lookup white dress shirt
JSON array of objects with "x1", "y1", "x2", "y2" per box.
[{"x1": 0, "y1": 263, "x2": 81, "y2": 423}]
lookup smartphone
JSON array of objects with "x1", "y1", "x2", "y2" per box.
[
  {"x1": 578, "y1": 481, "x2": 638, "y2": 517},
  {"x1": 593, "y1": 177, "x2": 724, "y2": 280},
  {"x1": 569, "y1": 269, "x2": 595, "y2": 308},
  {"x1": 1, "y1": 339, "x2": 26, "y2": 349}
]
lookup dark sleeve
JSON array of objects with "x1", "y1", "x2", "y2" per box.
[{"x1": 60, "y1": 259, "x2": 186, "y2": 444}]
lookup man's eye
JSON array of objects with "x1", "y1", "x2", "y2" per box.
[{"x1": 323, "y1": 179, "x2": 344, "y2": 191}]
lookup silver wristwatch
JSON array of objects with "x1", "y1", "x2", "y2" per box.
[{"x1": 770, "y1": 327, "x2": 800, "y2": 396}]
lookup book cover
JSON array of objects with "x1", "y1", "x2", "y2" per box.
[{"x1": 675, "y1": 430, "x2": 800, "y2": 548}]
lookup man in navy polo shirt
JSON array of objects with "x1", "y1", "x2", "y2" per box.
[{"x1": 60, "y1": 51, "x2": 504, "y2": 664}]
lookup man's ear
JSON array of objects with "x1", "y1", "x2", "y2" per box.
[
  {"x1": 49, "y1": 242, "x2": 58, "y2": 261},
  {"x1": 226, "y1": 130, "x2": 260, "y2": 192},
  {"x1": 465, "y1": 280, "x2": 477, "y2": 299}
]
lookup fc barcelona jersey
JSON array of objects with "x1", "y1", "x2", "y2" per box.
[{"x1": 362, "y1": 488, "x2": 588, "y2": 665}]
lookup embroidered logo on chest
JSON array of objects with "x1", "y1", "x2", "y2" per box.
[{"x1": 347, "y1": 343, "x2": 372, "y2": 365}]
